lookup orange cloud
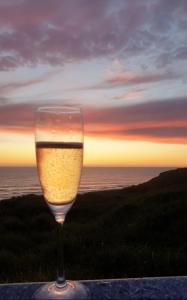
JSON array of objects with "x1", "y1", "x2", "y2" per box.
[{"x1": 1, "y1": 97, "x2": 187, "y2": 145}]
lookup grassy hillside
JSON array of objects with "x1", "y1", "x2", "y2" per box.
[{"x1": 0, "y1": 168, "x2": 187, "y2": 283}]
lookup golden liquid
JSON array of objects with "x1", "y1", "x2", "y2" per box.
[{"x1": 36, "y1": 142, "x2": 83, "y2": 205}]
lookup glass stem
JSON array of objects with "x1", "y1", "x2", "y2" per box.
[{"x1": 56, "y1": 220, "x2": 66, "y2": 289}]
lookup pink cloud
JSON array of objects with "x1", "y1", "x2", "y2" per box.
[
  {"x1": 107, "y1": 72, "x2": 176, "y2": 86},
  {"x1": 1, "y1": 97, "x2": 187, "y2": 144},
  {"x1": 0, "y1": 0, "x2": 60, "y2": 27},
  {"x1": 0, "y1": 0, "x2": 186, "y2": 70},
  {"x1": 83, "y1": 97, "x2": 187, "y2": 143},
  {"x1": 0, "y1": 70, "x2": 59, "y2": 95},
  {"x1": 113, "y1": 88, "x2": 145, "y2": 100},
  {"x1": 0, "y1": 103, "x2": 35, "y2": 129},
  {"x1": 84, "y1": 97, "x2": 187, "y2": 126},
  {"x1": 76, "y1": 71, "x2": 178, "y2": 90}
]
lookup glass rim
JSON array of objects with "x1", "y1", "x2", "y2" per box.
[{"x1": 36, "y1": 105, "x2": 82, "y2": 114}]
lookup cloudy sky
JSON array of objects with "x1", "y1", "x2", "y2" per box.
[{"x1": 0, "y1": 0, "x2": 187, "y2": 166}]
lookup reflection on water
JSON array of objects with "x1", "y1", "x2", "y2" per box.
[{"x1": 0, "y1": 166, "x2": 173, "y2": 200}]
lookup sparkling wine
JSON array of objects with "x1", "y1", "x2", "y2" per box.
[
  {"x1": 36, "y1": 141, "x2": 83, "y2": 205},
  {"x1": 33, "y1": 106, "x2": 89, "y2": 300}
]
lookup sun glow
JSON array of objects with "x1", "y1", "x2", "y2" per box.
[
  {"x1": 1, "y1": 132, "x2": 187, "y2": 167},
  {"x1": 0, "y1": 132, "x2": 36, "y2": 166},
  {"x1": 84, "y1": 137, "x2": 187, "y2": 167}
]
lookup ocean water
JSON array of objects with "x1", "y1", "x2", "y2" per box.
[{"x1": 0, "y1": 166, "x2": 173, "y2": 200}]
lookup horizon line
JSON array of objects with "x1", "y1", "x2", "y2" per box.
[{"x1": 0, "y1": 164, "x2": 186, "y2": 168}]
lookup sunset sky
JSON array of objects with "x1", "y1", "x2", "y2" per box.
[{"x1": 0, "y1": 0, "x2": 187, "y2": 166}]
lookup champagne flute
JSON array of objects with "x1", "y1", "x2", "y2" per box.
[{"x1": 33, "y1": 106, "x2": 89, "y2": 299}]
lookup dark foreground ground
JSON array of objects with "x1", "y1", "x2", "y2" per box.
[{"x1": 0, "y1": 168, "x2": 187, "y2": 283}]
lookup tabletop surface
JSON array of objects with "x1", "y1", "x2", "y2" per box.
[{"x1": 0, "y1": 276, "x2": 187, "y2": 300}]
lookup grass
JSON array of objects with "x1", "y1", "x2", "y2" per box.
[{"x1": 0, "y1": 168, "x2": 187, "y2": 283}]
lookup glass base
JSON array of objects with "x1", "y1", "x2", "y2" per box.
[{"x1": 33, "y1": 281, "x2": 89, "y2": 300}]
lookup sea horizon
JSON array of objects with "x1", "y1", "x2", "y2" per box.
[
  {"x1": 0, "y1": 165, "x2": 182, "y2": 168},
  {"x1": 0, "y1": 166, "x2": 177, "y2": 201}
]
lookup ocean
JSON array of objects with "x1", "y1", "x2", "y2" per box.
[{"x1": 0, "y1": 166, "x2": 174, "y2": 200}]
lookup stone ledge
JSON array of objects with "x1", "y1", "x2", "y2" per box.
[{"x1": 0, "y1": 276, "x2": 187, "y2": 300}]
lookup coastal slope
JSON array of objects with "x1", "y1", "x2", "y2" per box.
[{"x1": 0, "y1": 168, "x2": 187, "y2": 282}]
